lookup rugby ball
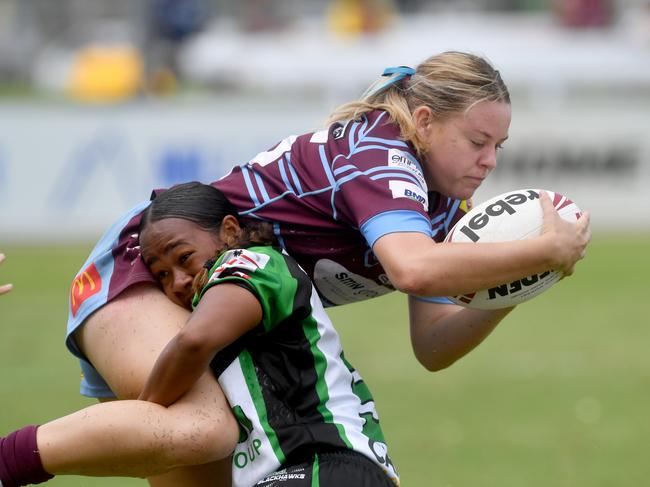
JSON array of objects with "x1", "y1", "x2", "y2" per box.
[{"x1": 444, "y1": 188, "x2": 582, "y2": 309}]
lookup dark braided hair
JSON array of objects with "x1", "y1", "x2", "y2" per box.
[{"x1": 139, "y1": 181, "x2": 276, "y2": 294}]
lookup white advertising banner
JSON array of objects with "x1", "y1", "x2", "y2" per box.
[
  {"x1": 0, "y1": 99, "x2": 324, "y2": 241},
  {"x1": 0, "y1": 99, "x2": 648, "y2": 242}
]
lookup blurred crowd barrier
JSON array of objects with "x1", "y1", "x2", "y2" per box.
[
  {"x1": 1, "y1": 0, "x2": 649, "y2": 241},
  {"x1": 1, "y1": 0, "x2": 648, "y2": 99}
]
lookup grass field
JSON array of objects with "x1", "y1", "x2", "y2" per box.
[{"x1": 1, "y1": 233, "x2": 649, "y2": 487}]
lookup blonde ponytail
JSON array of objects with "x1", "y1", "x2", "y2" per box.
[{"x1": 326, "y1": 51, "x2": 510, "y2": 159}]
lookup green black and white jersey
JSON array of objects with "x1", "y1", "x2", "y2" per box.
[{"x1": 195, "y1": 246, "x2": 399, "y2": 487}]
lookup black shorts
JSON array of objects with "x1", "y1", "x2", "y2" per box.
[{"x1": 253, "y1": 450, "x2": 396, "y2": 486}]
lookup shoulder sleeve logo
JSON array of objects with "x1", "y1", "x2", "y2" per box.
[
  {"x1": 70, "y1": 263, "x2": 103, "y2": 317},
  {"x1": 208, "y1": 249, "x2": 271, "y2": 284}
]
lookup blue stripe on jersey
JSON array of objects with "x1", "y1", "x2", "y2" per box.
[
  {"x1": 318, "y1": 145, "x2": 337, "y2": 188},
  {"x1": 360, "y1": 136, "x2": 409, "y2": 148},
  {"x1": 273, "y1": 222, "x2": 287, "y2": 250},
  {"x1": 278, "y1": 156, "x2": 295, "y2": 194},
  {"x1": 253, "y1": 169, "x2": 270, "y2": 202},
  {"x1": 368, "y1": 171, "x2": 424, "y2": 188},
  {"x1": 239, "y1": 187, "x2": 332, "y2": 217},
  {"x1": 358, "y1": 111, "x2": 387, "y2": 141},
  {"x1": 444, "y1": 199, "x2": 461, "y2": 232},
  {"x1": 431, "y1": 223, "x2": 445, "y2": 239},
  {"x1": 412, "y1": 295, "x2": 455, "y2": 305},
  {"x1": 348, "y1": 144, "x2": 400, "y2": 156},
  {"x1": 353, "y1": 116, "x2": 371, "y2": 149},
  {"x1": 318, "y1": 144, "x2": 339, "y2": 219},
  {"x1": 360, "y1": 209, "x2": 432, "y2": 248},
  {"x1": 242, "y1": 165, "x2": 262, "y2": 206},
  {"x1": 333, "y1": 164, "x2": 357, "y2": 176},
  {"x1": 348, "y1": 120, "x2": 362, "y2": 151},
  {"x1": 286, "y1": 153, "x2": 304, "y2": 195},
  {"x1": 431, "y1": 213, "x2": 447, "y2": 225}
]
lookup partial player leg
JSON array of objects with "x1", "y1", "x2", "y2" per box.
[
  {"x1": 59, "y1": 283, "x2": 236, "y2": 485},
  {"x1": 0, "y1": 283, "x2": 236, "y2": 485}
]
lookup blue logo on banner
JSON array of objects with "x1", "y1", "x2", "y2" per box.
[
  {"x1": 50, "y1": 128, "x2": 140, "y2": 208},
  {"x1": 50, "y1": 127, "x2": 233, "y2": 211},
  {"x1": 157, "y1": 148, "x2": 203, "y2": 186},
  {"x1": 155, "y1": 146, "x2": 231, "y2": 187}
]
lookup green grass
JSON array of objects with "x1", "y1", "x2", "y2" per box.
[{"x1": 1, "y1": 233, "x2": 649, "y2": 486}]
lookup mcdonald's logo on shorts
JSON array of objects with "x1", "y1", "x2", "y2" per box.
[{"x1": 70, "y1": 263, "x2": 102, "y2": 317}]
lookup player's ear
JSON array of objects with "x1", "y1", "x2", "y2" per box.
[
  {"x1": 219, "y1": 215, "x2": 242, "y2": 246},
  {"x1": 412, "y1": 105, "x2": 434, "y2": 139}
]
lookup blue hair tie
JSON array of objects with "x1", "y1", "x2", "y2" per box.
[
  {"x1": 382, "y1": 66, "x2": 416, "y2": 77},
  {"x1": 361, "y1": 65, "x2": 415, "y2": 99}
]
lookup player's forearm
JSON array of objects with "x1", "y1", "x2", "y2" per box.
[
  {"x1": 139, "y1": 335, "x2": 212, "y2": 406},
  {"x1": 377, "y1": 233, "x2": 556, "y2": 297},
  {"x1": 409, "y1": 300, "x2": 513, "y2": 371},
  {"x1": 417, "y1": 239, "x2": 554, "y2": 296}
]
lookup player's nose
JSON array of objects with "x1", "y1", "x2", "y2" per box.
[
  {"x1": 170, "y1": 281, "x2": 192, "y2": 308},
  {"x1": 172, "y1": 269, "x2": 192, "y2": 294},
  {"x1": 479, "y1": 147, "x2": 497, "y2": 172}
]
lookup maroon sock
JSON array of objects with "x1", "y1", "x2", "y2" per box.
[{"x1": 0, "y1": 425, "x2": 54, "y2": 486}]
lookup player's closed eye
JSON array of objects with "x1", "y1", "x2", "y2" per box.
[{"x1": 179, "y1": 252, "x2": 193, "y2": 265}]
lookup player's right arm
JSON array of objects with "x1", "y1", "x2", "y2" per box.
[
  {"x1": 378, "y1": 192, "x2": 589, "y2": 372},
  {"x1": 139, "y1": 283, "x2": 262, "y2": 407},
  {"x1": 0, "y1": 253, "x2": 13, "y2": 295},
  {"x1": 372, "y1": 192, "x2": 591, "y2": 298},
  {"x1": 407, "y1": 297, "x2": 514, "y2": 371}
]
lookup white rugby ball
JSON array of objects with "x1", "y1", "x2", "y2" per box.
[{"x1": 444, "y1": 188, "x2": 582, "y2": 309}]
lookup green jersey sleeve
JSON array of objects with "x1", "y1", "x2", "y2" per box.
[{"x1": 193, "y1": 246, "x2": 307, "y2": 333}]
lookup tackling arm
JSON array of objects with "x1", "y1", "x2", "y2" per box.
[
  {"x1": 408, "y1": 296, "x2": 513, "y2": 371},
  {"x1": 139, "y1": 283, "x2": 262, "y2": 406}
]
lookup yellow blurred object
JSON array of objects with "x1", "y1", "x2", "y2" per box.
[
  {"x1": 68, "y1": 44, "x2": 144, "y2": 103},
  {"x1": 327, "y1": 0, "x2": 396, "y2": 37}
]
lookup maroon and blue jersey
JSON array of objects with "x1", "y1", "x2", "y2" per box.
[
  {"x1": 66, "y1": 110, "x2": 470, "y2": 397},
  {"x1": 216, "y1": 110, "x2": 469, "y2": 306}
]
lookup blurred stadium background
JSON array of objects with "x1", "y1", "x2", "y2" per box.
[{"x1": 1, "y1": 0, "x2": 649, "y2": 486}]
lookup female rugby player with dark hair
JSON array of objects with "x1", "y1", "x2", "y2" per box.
[{"x1": 1, "y1": 183, "x2": 398, "y2": 487}]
